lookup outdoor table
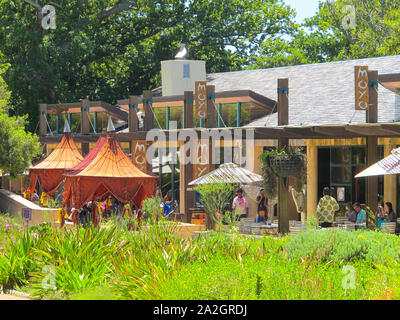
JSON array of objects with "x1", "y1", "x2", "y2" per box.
[
  {"x1": 260, "y1": 224, "x2": 279, "y2": 235},
  {"x1": 355, "y1": 223, "x2": 366, "y2": 230}
]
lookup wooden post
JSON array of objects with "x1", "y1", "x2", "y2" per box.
[
  {"x1": 39, "y1": 103, "x2": 48, "y2": 154},
  {"x1": 180, "y1": 91, "x2": 194, "y2": 223},
  {"x1": 384, "y1": 139, "x2": 397, "y2": 212},
  {"x1": 39, "y1": 104, "x2": 47, "y2": 136},
  {"x1": 278, "y1": 78, "x2": 289, "y2": 234},
  {"x1": 143, "y1": 91, "x2": 153, "y2": 131},
  {"x1": 366, "y1": 70, "x2": 378, "y2": 216},
  {"x1": 306, "y1": 141, "x2": 318, "y2": 219},
  {"x1": 128, "y1": 96, "x2": 139, "y2": 132},
  {"x1": 81, "y1": 99, "x2": 90, "y2": 156},
  {"x1": 206, "y1": 85, "x2": 216, "y2": 128}
]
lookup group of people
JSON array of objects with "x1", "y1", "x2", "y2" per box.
[
  {"x1": 230, "y1": 187, "x2": 271, "y2": 223},
  {"x1": 64, "y1": 195, "x2": 139, "y2": 227},
  {"x1": 317, "y1": 186, "x2": 398, "y2": 229}
]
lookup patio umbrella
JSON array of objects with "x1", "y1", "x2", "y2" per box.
[
  {"x1": 355, "y1": 147, "x2": 400, "y2": 178},
  {"x1": 188, "y1": 162, "x2": 263, "y2": 186}
]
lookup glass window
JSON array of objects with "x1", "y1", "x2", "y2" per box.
[
  {"x1": 221, "y1": 103, "x2": 238, "y2": 127},
  {"x1": 183, "y1": 64, "x2": 190, "y2": 78},
  {"x1": 331, "y1": 147, "x2": 351, "y2": 165},
  {"x1": 153, "y1": 107, "x2": 167, "y2": 130},
  {"x1": 351, "y1": 147, "x2": 366, "y2": 165},
  {"x1": 331, "y1": 167, "x2": 352, "y2": 184},
  {"x1": 170, "y1": 106, "x2": 183, "y2": 129}
]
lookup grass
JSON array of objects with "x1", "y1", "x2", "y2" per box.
[{"x1": 1, "y1": 213, "x2": 400, "y2": 300}]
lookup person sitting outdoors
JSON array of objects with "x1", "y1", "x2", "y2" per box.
[
  {"x1": 31, "y1": 191, "x2": 40, "y2": 205},
  {"x1": 316, "y1": 187, "x2": 339, "y2": 228},
  {"x1": 163, "y1": 190, "x2": 173, "y2": 216},
  {"x1": 353, "y1": 202, "x2": 367, "y2": 225},
  {"x1": 345, "y1": 202, "x2": 357, "y2": 223},
  {"x1": 382, "y1": 202, "x2": 397, "y2": 223},
  {"x1": 232, "y1": 188, "x2": 249, "y2": 220}
]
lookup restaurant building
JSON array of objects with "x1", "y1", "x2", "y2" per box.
[{"x1": 36, "y1": 54, "x2": 400, "y2": 231}]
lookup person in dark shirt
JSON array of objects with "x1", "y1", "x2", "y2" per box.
[
  {"x1": 383, "y1": 202, "x2": 396, "y2": 223},
  {"x1": 256, "y1": 188, "x2": 268, "y2": 223},
  {"x1": 345, "y1": 202, "x2": 357, "y2": 223}
]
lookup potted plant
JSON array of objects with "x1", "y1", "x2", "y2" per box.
[
  {"x1": 259, "y1": 147, "x2": 306, "y2": 198},
  {"x1": 267, "y1": 147, "x2": 304, "y2": 178}
]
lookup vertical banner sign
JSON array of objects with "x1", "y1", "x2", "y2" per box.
[
  {"x1": 193, "y1": 141, "x2": 210, "y2": 180},
  {"x1": 132, "y1": 140, "x2": 147, "y2": 173},
  {"x1": 355, "y1": 66, "x2": 369, "y2": 110},
  {"x1": 195, "y1": 81, "x2": 207, "y2": 121}
]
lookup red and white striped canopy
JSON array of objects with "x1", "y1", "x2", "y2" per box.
[{"x1": 355, "y1": 148, "x2": 400, "y2": 178}]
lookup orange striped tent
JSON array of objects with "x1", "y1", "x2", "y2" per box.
[
  {"x1": 26, "y1": 122, "x2": 83, "y2": 195},
  {"x1": 63, "y1": 121, "x2": 156, "y2": 211}
]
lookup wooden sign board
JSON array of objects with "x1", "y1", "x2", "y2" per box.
[
  {"x1": 355, "y1": 66, "x2": 369, "y2": 110},
  {"x1": 195, "y1": 81, "x2": 207, "y2": 120},
  {"x1": 131, "y1": 140, "x2": 147, "y2": 173}
]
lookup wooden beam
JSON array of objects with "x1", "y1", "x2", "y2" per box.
[
  {"x1": 39, "y1": 104, "x2": 47, "y2": 136},
  {"x1": 312, "y1": 126, "x2": 359, "y2": 138},
  {"x1": 367, "y1": 71, "x2": 378, "y2": 123},
  {"x1": 128, "y1": 96, "x2": 139, "y2": 132},
  {"x1": 366, "y1": 70, "x2": 379, "y2": 218},
  {"x1": 143, "y1": 91, "x2": 153, "y2": 131},
  {"x1": 283, "y1": 127, "x2": 321, "y2": 138},
  {"x1": 278, "y1": 78, "x2": 289, "y2": 235},
  {"x1": 206, "y1": 85, "x2": 216, "y2": 128},
  {"x1": 380, "y1": 124, "x2": 400, "y2": 135},
  {"x1": 184, "y1": 91, "x2": 194, "y2": 129}
]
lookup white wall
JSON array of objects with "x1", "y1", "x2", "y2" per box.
[{"x1": 161, "y1": 60, "x2": 206, "y2": 96}]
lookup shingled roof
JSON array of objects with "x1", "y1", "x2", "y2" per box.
[{"x1": 206, "y1": 55, "x2": 400, "y2": 127}]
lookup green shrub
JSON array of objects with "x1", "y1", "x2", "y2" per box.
[
  {"x1": 285, "y1": 229, "x2": 400, "y2": 263},
  {"x1": 142, "y1": 196, "x2": 162, "y2": 220}
]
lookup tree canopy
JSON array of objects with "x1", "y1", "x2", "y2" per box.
[
  {"x1": 249, "y1": 0, "x2": 400, "y2": 69},
  {"x1": 0, "y1": 0, "x2": 296, "y2": 131},
  {"x1": 0, "y1": 0, "x2": 399, "y2": 133},
  {"x1": 0, "y1": 57, "x2": 41, "y2": 179}
]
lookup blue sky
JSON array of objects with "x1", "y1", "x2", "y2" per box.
[{"x1": 284, "y1": 0, "x2": 321, "y2": 23}]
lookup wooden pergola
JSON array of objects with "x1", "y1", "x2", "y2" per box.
[{"x1": 37, "y1": 69, "x2": 400, "y2": 233}]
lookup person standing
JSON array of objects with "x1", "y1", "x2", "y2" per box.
[
  {"x1": 316, "y1": 187, "x2": 339, "y2": 228},
  {"x1": 232, "y1": 188, "x2": 249, "y2": 220},
  {"x1": 256, "y1": 188, "x2": 268, "y2": 223}
]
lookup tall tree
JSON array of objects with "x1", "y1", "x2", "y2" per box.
[
  {"x1": 249, "y1": 0, "x2": 400, "y2": 69},
  {"x1": 0, "y1": 57, "x2": 41, "y2": 178},
  {"x1": 0, "y1": 0, "x2": 296, "y2": 132}
]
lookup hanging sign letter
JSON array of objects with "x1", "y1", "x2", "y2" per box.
[{"x1": 355, "y1": 66, "x2": 369, "y2": 110}]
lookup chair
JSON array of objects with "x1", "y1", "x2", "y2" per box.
[
  {"x1": 344, "y1": 222, "x2": 355, "y2": 231},
  {"x1": 239, "y1": 218, "x2": 254, "y2": 233},
  {"x1": 289, "y1": 220, "x2": 302, "y2": 226},
  {"x1": 250, "y1": 223, "x2": 261, "y2": 235},
  {"x1": 381, "y1": 222, "x2": 396, "y2": 234},
  {"x1": 289, "y1": 225, "x2": 307, "y2": 236}
]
